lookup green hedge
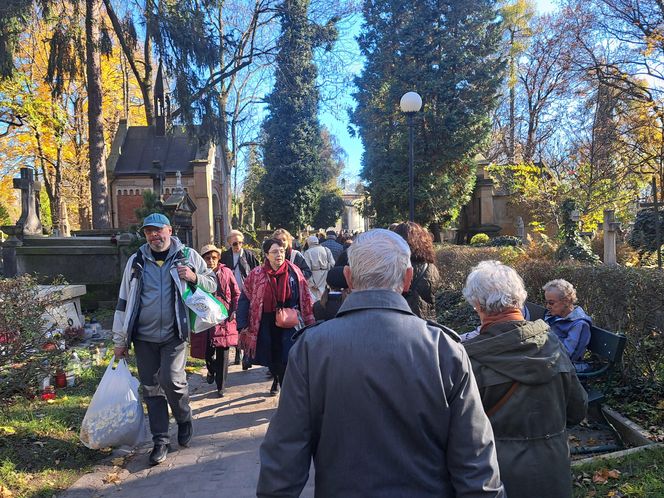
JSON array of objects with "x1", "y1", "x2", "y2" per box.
[{"x1": 436, "y1": 245, "x2": 664, "y2": 384}]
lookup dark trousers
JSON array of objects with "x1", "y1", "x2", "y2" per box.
[
  {"x1": 269, "y1": 327, "x2": 285, "y2": 387},
  {"x1": 133, "y1": 337, "x2": 191, "y2": 445},
  {"x1": 205, "y1": 343, "x2": 230, "y2": 392}
]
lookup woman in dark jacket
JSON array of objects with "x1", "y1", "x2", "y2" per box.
[
  {"x1": 237, "y1": 238, "x2": 315, "y2": 395},
  {"x1": 462, "y1": 260, "x2": 588, "y2": 498},
  {"x1": 393, "y1": 222, "x2": 441, "y2": 321}
]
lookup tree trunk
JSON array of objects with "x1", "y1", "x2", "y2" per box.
[
  {"x1": 508, "y1": 30, "x2": 516, "y2": 164},
  {"x1": 217, "y1": 2, "x2": 232, "y2": 238},
  {"x1": 86, "y1": 0, "x2": 111, "y2": 228}
]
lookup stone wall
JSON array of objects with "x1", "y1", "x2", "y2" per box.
[{"x1": 12, "y1": 235, "x2": 132, "y2": 310}]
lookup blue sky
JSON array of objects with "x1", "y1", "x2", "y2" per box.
[{"x1": 320, "y1": 0, "x2": 559, "y2": 186}]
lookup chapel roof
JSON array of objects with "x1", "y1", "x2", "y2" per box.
[{"x1": 113, "y1": 125, "x2": 210, "y2": 176}]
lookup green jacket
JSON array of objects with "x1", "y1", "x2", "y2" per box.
[{"x1": 464, "y1": 319, "x2": 588, "y2": 498}]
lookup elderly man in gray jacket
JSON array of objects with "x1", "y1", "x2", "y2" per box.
[
  {"x1": 112, "y1": 213, "x2": 216, "y2": 466},
  {"x1": 257, "y1": 229, "x2": 505, "y2": 497}
]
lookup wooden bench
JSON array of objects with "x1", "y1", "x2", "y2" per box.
[{"x1": 524, "y1": 302, "x2": 627, "y2": 406}]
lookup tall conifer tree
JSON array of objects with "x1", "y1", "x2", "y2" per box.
[
  {"x1": 352, "y1": 0, "x2": 504, "y2": 226},
  {"x1": 260, "y1": 0, "x2": 336, "y2": 233}
]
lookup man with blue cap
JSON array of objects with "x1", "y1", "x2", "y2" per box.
[{"x1": 112, "y1": 213, "x2": 216, "y2": 465}]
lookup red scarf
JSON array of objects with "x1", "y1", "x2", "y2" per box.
[
  {"x1": 480, "y1": 308, "x2": 524, "y2": 334},
  {"x1": 264, "y1": 260, "x2": 291, "y2": 312}
]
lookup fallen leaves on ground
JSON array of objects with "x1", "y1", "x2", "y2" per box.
[
  {"x1": 592, "y1": 468, "x2": 622, "y2": 484},
  {"x1": 0, "y1": 484, "x2": 14, "y2": 498},
  {"x1": 102, "y1": 470, "x2": 122, "y2": 485},
  {"x1": 111, "y1": 457, "x2": 125, "y2": 466}
]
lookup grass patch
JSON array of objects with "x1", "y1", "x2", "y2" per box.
[
  {"x1": 0, "y1": 360, "x2": 112, "y2": 498},
  {"x1": 573, "y1": 446, "x2": 664, "y2": 497},
  {"x1": 1, "y1": 346, "x2": 204, "y2": 498}
]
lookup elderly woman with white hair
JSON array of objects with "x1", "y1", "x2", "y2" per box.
[
  {"x1": 462, "y1": 260, "x2": 587, "y2": 498},
  {"x1": 543, "y1": 279, "x2": 592, "y2": 371}
]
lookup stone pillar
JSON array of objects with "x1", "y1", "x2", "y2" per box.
[
  {"x1": 599, "y1": 209, "x2": 620, "y2": 266},
  {"x1": 0, "y1": 227, "x2": 23, "y2": 277}
]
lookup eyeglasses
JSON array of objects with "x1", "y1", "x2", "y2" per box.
[
  {"x1": 232, "y1": 241, "x2": 243, "y2": 247},
  {"x1": 268, "y1": 249, "x2": 285, "y2": 255}
]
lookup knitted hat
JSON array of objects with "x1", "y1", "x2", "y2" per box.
[{"x1": 307, "y1": 235, "x2": 319, "y2": 246}]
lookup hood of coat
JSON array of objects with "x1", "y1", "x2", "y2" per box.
[{"x1": 464, "y1": 319, "x2": 574, "y2": 386}]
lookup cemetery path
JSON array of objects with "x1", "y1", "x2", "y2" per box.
[{"x1": 60, "y1": 359, "x2": 315, "y2": 498}]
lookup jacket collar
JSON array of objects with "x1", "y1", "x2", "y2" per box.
[
  {"x1": 140, "y1": 236, "x2": 183, "y2": 262},
  {"x1": 336, "y1": 289, "x2": 414, "y2": 317}
]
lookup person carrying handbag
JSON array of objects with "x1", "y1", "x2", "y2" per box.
[{"x1": 236, "y1": 238, "x2": 315, "y2": 396}]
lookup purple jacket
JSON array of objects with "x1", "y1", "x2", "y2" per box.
[{"x1": 544, "y1": 306, "x2": 592, "y2": 362}]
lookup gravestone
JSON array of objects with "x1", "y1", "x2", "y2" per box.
[
  {"x1": 514, "y1": 216, "x2": 525, "y2": 243},
  {"x1": 13, "y1": 168, "x2": 43, "y2": 235},
  {"x1": 598, "y1": 209, "x2": 621, "y2": 266}
]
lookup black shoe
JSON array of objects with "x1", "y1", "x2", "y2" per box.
[
  {"x1": 149, "y1": 443, "x2": 170, "y2": 466},
  {"x1": 242, "y1": 356, "x2": 252, "y2": 371},
  {"x1": 177, "y1": 421, "x2": 193, "y2": 448},
  {"x1": 206, "y1": 372, "x2": 215, "y2": 384},
  {"x1": 217, "y1": 388, "x2": 225, "y2": 398},
  {"x1": 270, "y1": 378, "x2": 280, "y2": 396}
]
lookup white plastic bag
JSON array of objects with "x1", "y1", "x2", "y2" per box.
[{"x1": 80, "y1": 359, "x2": 147, "y2": 449}]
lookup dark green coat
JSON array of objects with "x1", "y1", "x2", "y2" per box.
[{"x1": 464, "y1": 319, "x2": 588, "y2": 498}]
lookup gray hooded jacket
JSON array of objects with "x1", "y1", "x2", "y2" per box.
[{"x1": 112, "y1": 237, "x2": 216, "y2": 347}]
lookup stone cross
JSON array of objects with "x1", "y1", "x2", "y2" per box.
[
  {"x1": 598, "y1": 209, "x2": 620, "y2": 266},
  {"x1": 13, "y1": 167, "x2": 43, "y2": 236}
]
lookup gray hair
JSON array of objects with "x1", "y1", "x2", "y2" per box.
[
  {"x1": 227, "y1": 230, "x2": 244, "y2": 243},
  {"x1": 462, "y1": 260, "x2": 527, "y2": 314},
  {"x1": 542, "y1": 279, "x2": 577, "y2": 304},
  {"x1": 347, "y1": 229, "x2": 412, "y2": 292}
]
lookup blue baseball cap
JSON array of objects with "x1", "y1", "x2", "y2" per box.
[{"x1": 141, "y1": 213, "x2": 171, "y2": 229}]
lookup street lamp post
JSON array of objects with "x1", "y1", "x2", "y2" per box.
[{"x1": 400, "y1": 91, "x2": 422, "y2": 222}]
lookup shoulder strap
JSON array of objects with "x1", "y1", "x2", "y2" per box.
[
  {"x1": 411, "y1": 262, "x2": 429, "y2": 289},
  {"x1": 131, "y1": 249, "x2": 144, "y2": 277},
  {"x1": 486, "y1": 382, "x2": 520, "y2": 418}
]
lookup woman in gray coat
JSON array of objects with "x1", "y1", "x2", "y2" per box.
[{"x1": 462, "y1": 260, "x2": 587, "y2": 498}]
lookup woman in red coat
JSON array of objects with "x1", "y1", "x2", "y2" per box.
[{"x1": 190, "y1": 244, "x2": 241, "y2": 397}]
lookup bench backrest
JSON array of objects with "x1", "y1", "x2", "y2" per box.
[{"x1": 586, "y1": 325, "x2": 627, "y2": 365}]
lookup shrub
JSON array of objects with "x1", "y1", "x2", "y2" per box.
[
  {"x1": 437, "y1": 245, "x2": 526, "y2": 291},
  {"x1": 489, "y1": 235, "x2": 522, "y2": 247},
  {"x1": 435, "y1": 244, "x2": 664, "y2": 386},
  {"x1": 0, "y1": 275, "x2": 66, "y2": 405},
  {"x1": 469, "y1": 233, "x2": 490, "y2": 245},
  {"x1": 513, "y1": 261, "x2": 664, "y2": 384}
]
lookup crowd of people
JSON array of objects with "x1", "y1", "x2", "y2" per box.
[{"x1": 113, "y1": 213, "x2": 592, "y2": 497}]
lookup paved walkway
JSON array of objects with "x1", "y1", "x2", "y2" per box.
[{"x1": 61, "y1": 359, "x2": 314, "y2": 498}]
